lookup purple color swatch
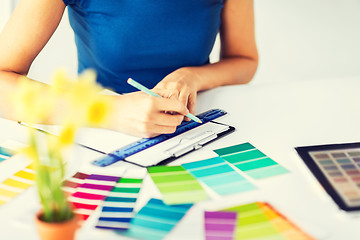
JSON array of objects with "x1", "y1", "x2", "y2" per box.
[{"x1": 204, "y1": 211, "x2": 237, "y2": 240}]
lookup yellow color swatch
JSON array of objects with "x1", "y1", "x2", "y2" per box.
[
  {"x1": 14, "y1": 170, "x2": 36, "y2": 181},
  {"x1": 3, "y1": 178, "x2": 32, "y2": 189},
  {"x1": 0, "y1": 188, "x2": 18, "y2": 197},
  {"x1": 26, "y1": 163, "x2": 36, "y2": 171}
]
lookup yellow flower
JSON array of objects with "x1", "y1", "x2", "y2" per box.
[
  {"x1": 86, "y1": 95, "x2": 113, "y2": 126},
  {"x1": 51, "y1": 69, "x2": 73, "y2": 94},
  {"x1": 11, "y1": 77, "x2": 54, "y2": 123},
  {"x1": 57, "y1": 122, "x2": 77, "y2": 147},
  {"x1": 67, "y1": 70, "x2": 102, "y2": 107}
]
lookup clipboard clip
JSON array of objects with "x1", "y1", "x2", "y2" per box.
[{"x1": 164, "y1": 131, "x2": 218, "y2": 157}]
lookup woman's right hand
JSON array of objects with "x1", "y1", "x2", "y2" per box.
[{"x1": 108, "y1": 91, "x2": 189, "y2": 138}]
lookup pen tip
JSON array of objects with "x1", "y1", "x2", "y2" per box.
[{"x1": 197, "y1": 120, "x2": 202, "y2": 123}]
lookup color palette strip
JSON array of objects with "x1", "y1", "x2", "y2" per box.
[
  {"x1": 148, "y1": 165, "x2": 208, "y2": 205},
  {"x1": 223, "y1": 202, "x2": 313, "y2": 240},
  {"x1": 62, "y1": 171, "x2": 90, "y2": 196},
  {"x1": 68, "y1": 170, "x2": 125, "y2": 221},
  {"x1": 0, "y1": 164, "x2": 36, "y2": 206},
  {"x1": 214, "y1": 142, "x2": 288, "y2": 179},
  {"x1": 182, "y1": 157, "x2": 256, "y2": 196},
  {"x1": 0, "y1": 146, "x2": 15, "y2": 163},
  {"x1": 96, "y1": 169, "x2": 146, "y2": 230},
  {"x1": 127, "y1": 198, "x2": 193, "y2": 240},
  {"x1": 204, "y1": 211, "x2": 237, "y2": 240}
]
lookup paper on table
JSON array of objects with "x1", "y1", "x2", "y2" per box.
[{"x1": 126, "y1": 122, "x2": 229, "y2": 166}]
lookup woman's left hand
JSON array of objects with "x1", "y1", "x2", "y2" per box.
[{"x1": 154, "y1": 67, "x2": 200, "y2": 120}]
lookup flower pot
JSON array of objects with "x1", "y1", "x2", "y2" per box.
[{"x1": 35, "y1": 211, "x2": 80, "y2": 240}]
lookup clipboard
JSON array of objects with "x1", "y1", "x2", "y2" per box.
[{"x1": 92, "y1": 109, "x2": 235, "y2": 167}]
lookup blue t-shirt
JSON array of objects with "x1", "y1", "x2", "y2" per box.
[{"x1": 62, "y1": 0, "x2": 224, "y2": 93}]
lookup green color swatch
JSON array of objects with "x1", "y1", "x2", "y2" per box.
[
  {"x1": 182, "y1": 157, "x2": 256, "y2": 195},
  {"x1": 214, "y1": 142, "x2": 289, "y2": 179},
  {"x1": 148, "y1": 166, "x2": 208, "y2": 205}
]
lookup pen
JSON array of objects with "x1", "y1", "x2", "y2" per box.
[{"x1": 127, "y1": 78, "x2": 202, "y2": 123}]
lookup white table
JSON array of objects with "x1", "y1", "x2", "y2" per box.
[{"x1": 1, "y1": 76, "x2": 360, "y2": 239}]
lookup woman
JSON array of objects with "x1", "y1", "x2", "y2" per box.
[{"x1": 0, "y1": 0, "x2": 258, "y2": 137}]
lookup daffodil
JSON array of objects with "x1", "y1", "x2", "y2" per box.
[
  {"x1": 57, "y1": 122, "x2": 77, "y2": 148},
  {"x1": 86, "y1": 95, "x2": 113, "y2": 126},
  {"x1": 11, "y1": 68, "x2": 115, "y2": 223},
  {"x1": 12, "y1": 77, "x2": 54, "y2": 123}
]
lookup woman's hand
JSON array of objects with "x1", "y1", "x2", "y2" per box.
[
  {"x1": 109, "y1": 91, "x2": 189, "y2": 138},
  {"x1": 154, "y1": 67, "x2": 200, "y2": 121}
]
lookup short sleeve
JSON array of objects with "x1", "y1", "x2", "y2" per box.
[{"x1": 62, "y1": 0, "x2": 77, "y2": 6}]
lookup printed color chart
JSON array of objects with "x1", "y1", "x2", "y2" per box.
[
  {"x1": 310, "y1": 149, "x2": 360, "y2": 207},
  {"x1": 0, "y1": 146, "x2": 14, "y2": 163},
  {"x1": 63, "y1": 171, "x2": 90, "y2": 196},
  {"x1": 182, "y1": 157, "x2": 255, "y2": 195},
  {"x1": 204, "y1": 211, "x2": 237, "y2": 240},
  {"x1": 96, "y1": 169, "x2": 146, "y2": 230},
  {"x1": 127, "y1": 198, "x2": 192, "y2": 240},
  {"x1": 68, "y1": 171, "x2": 124, "y2": 220},
  {"x1": 224, "y1": 202, "x2": 313, "y2": 240},
  {"x1": 148, "y1": 165, "x2": 208, "y2": 204},
  {"x1": 214, "y1": 142, "x2": 288, "y2": 179},
  {"x1": 0, "y1": 164, "x2": 36, "y2": 206}
]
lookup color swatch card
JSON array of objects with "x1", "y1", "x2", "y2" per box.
[
  {"x1": 96, "y1": 169, "x2": 146, "y2": 230},
  {"x1": 296, "y1": 143, "x2": 360, "y2": 211},
  {"x1": 182, "y1": 157, "x2": 256, "y2": 196},
  {"x1": 68, "y1": 169, "x2": 125, "y2": 220},
  {"x1": 63, "y1": 171, "x2": 91, "y2": 196},
  {"x1": 148, "y1": 165, "x2": 208, "y2": 205},
  {"x1": 0, "y1": 163, "x2": 36, "y2": 206},
  {"x1": 127, "y1": 198, "x2": 193, "y2": 240},
  {"x1": 214, "y1": 142, "x2": 288, "y2": 179},
  {"x1": 223, "y1": 202, "x2": 313, "y2": 240},
  {"x1": 0, "y1": 146, "x2": 15, "y2": 163},
  {"x1": 204, "y1": 211, "x2": 237, "y2": 240}
]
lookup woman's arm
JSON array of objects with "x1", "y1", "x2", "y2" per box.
[
  {"x1": 155, "y1": 0, "x2": 258, "y2": 115},
  {"x1": 0, "y1": 0, "x2": 66, "y2": 118}
]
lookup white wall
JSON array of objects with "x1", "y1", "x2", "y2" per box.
[
  {"x1": 0, "y1": 2, "x2": 77, "y2": 84},
  {"x1": 253, "y1": 0, "x2": 360, "y2": 84},
  {"x1": 1, "y1": 1, "x2": 360, "y2": 85},
  {"x1": 0, "y1": 1, "x2": 12, "y2": 31}
]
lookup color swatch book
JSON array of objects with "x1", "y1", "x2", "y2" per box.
[
  {"x1": 62, "y1": 171, "x2": 91, "y2": 196},
  {"x1": 214, "y1": 142, "x2": 289, "y2": 179},
  {"x1": 182, "y1": 157, "x2": 256, "y2": 196},
  {"x1": 148, "y1": 165, "x2": 208, "y2": 205},
  {"x1": 204, "y1": 211, "x2": 237, "y2": 240},
  {"x1": 126, "y1": 198, "x2": 193, "y2": 240},
  {"x1": 0, "y1": 146, "x2": 15, "y2": 163},
  {"x1": 296, "y1": 142, "x2": 360, "y2": 211},
  {"x1": 96, "y1": 169, "x2": 146, "y2": 230},
  {"x1": 223, "y1": 202, "x2": 313, "y2": 240},
  {"x1": 68, "y1": 169, "x2": 125, "y2": 220},
  {"x1": 0, "y1": 163, "x2": 36, "y2": 206}
]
